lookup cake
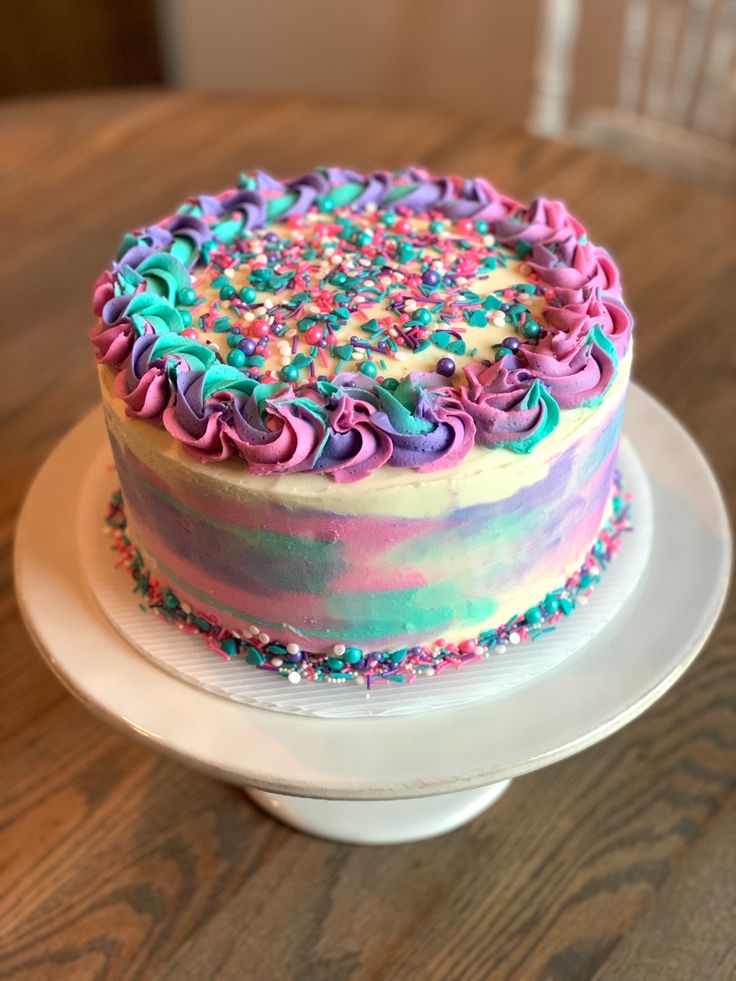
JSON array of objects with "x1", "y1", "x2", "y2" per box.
[{"x1": 92, "y1": 167, "x2": 633, "y2": 686}]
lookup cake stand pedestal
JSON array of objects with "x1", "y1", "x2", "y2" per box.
[{"x1": 14, "y1": 386, "x2": 731, "y2": 845}]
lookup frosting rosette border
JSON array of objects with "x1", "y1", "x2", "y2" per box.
[{"x1": 91, "y1": 167, "x2": 633, "y2": 481}]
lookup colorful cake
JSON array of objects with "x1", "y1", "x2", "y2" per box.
[{"x1": 92, "y1": 168, "x2": 633, "y2": 686}]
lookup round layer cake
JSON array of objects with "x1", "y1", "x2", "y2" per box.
[{"x1": 92, "y1": 167, "x2": 634, "y2": 685}]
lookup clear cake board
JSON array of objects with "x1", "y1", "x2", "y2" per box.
[{"x1": 78, "y1": 436, "x2": 653, "y2": 720}]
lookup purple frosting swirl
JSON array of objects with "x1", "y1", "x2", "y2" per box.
[{"x1": 373, "y1": 389, "x2": 476, "y2": 471}]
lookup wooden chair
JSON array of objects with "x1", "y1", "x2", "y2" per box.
[{"x1": 530, "y1": 0, "x2": 736, "y2": 189}]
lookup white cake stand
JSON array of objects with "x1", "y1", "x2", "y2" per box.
[{"x1": 14, "y1": 386, "x2": 731, "y2": 844}]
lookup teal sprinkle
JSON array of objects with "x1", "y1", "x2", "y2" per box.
[{"x1": 464, "y1": 309, "x2": 487, "y2": 327}]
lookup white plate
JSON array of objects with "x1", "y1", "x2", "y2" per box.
[
  {"x1": 14, "y1": 385, "x2": 731, "y2": 803},
  {"x1": 78, "y1": 433, "x2": 653, "y2": 719}
]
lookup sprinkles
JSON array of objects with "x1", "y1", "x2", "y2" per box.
[{"x1": 104, "y1": 476, "x2": 633, "y2": 687}]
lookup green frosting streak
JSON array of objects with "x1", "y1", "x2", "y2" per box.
[
  {"x1": 580, "y1": 325, "x2": 619, "y2": 408},
  {"x1": 126, "y1": 293, "x2": 184, "y2": 335},
  {"x1": 201, "y1": 365, "x2": 259, "y2": 401},
  {"x1": 170, "y1": 237, "x2": 197, "y2": 267},
  {"x1": 383, "y1": 183, "x2": 420, "y2": 205},
  {"x1": 211, "y1": 216, "x2": 245, "y2": 244},
  {"x1": 266, "y1": 191, "x2": 300, "y2": 219},
  {"x1": 150, "y1": 334, "x2": 218, "y2": 373},
  {"x1": 326, "y1": 181, "x2": 365, "y2": 208},
  {"x1": 377, "y1": 376, "x2": 434, "y2": 435},
  {"x1": 136, "y1": 253, "x2": 191, "y2": 303},
  {"x1": 505, "y1": 380, "x2": 560, "y2": 454}
]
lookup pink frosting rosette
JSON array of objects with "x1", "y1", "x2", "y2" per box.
[
  {"x1": 519, "y1": 325, "x2": 618, "y2": 409},
  {"x1": 494, "y1": 197, "x2": 585, "y2": 247},
  {"x1": 543, "y1": 287, "x2": 633, "y2": 358},
  {"x1": 529, "y1": 240, "x2": 621, "y2": 296},
  {"x1": 312, "y1": 393, "x2": 393, "y2": 482},
  {"x1": 370, "y1": 385, "x2": 477, "y2": 472},
  {"x1": 460, "y1": 362, "x2": 560, "y2": 453},
  {"x1": 163, "y1": 375, "x2": 329, "y2": 472}
]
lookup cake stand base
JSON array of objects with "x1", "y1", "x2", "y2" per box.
[{"x1": 246, "y1": 780, "x2": 513, "y2": 845}]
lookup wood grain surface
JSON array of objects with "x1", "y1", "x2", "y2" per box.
[{"x1": 1, "y1": 90, "x2": 734, "y2": 981}]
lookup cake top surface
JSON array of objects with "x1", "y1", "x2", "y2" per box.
[{"x1": 92, "y1": 167, "x2": 632, "y2": 481}]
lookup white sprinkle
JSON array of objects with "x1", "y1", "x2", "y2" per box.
[
  {"x1": 330, "y1": 253, "x2": 343, "y2": 265},
  {"x1": 243, "y1": 311, "x2": 255, "y2": 322},
  {"x1": 456, "y1": 276, "x2": 468, "y2": 286},
  {"x1": 248, "y1": 625, "x2": 260, "y2": 636},
  {"x1": 286, "y1": 642, "x2": 300, "y2": 655},
  {"x1": 258, "y1": 632, "x2": 270, "y2": 644},
  {"x1": 425, "y1": 667, "x2": 436, "y2": 676},
  {"x1": 333, "y1": 644, "x2": 346, "y2": 656},
  {"x1": 288, "y1": 671, "x2": 301, "y2": 684},
  {"x1": 255, "y1": 306, "x2": 267, "y2": 316},
  {"x1": 395, "y1": 352, "x2": 407, "y2": 361},
  {"x1": 495, "y1": 644, "x2": 507, "y2": 654},
  {"x1": 578, "y1": 595, "x2": 589, "y2": 605},
  {"x1": 264, "y1": 299, "x2": 273, "y2": 309},
  {"x1": 271, "y1": 657, "x2": 283, "y2": 668},
  {"x1": 483, "y1": 234, "x2": 496, "y2": 247},
  {"x1": 355, "y1": 675, "x2": 366, "y2": 686},
  {"x1": 508, "y1": 632, "x2": 521, "y2": 645},
  {"x1": 307, "y1": 303, "x2": 321, "y2": 315},
  {"x1": 404, "y1": 299, "x2": 417, "y2": 312}
]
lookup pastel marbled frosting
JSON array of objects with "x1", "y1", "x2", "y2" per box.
[{"x1": 92, "y1": 168, "x2": 633, "y2": 682}]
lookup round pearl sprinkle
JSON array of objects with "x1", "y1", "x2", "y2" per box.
[
  {"x1": 239, "y1": 286, "x2": 257, "y2": 304},
  {"x1": 435, "y1": 357, "x2": 456, "y2": 377},
  {"x1": 508, "y1": 631, "x2": 521, "y2": 645},
  {"x1": 286, "y1": 643, "x2": 300, "y2": 655},
  {"x1": 287, "y1": 671, "x2": 301, "y2": 684},
  {"x1": 359, "y1": 361, "x2": 378, "y2": 378},
  {"x1": 422, "y1": 268, "x2": 441, "y2": 286},
  {"x1": 502, "y1": 336, "x2": 521, "y2": 353},
  {"x1": 521, "y1": 320, "x2": 542, "y2": 340},
  {"x1": 333, "y1": 644, "x2": 346, "y2": 657},
  {"x1": 227, "y1": 349, "x2": 246, "y2": 368},
  {"x1": 280, "y1": 364, "x2": 300, "y2": 383},
  {"x1": 177, "y1": 287, "x2": 197, "y2": 306},
  {"x1": 415, "y1": 308, "x2": 432, "y2": 326}
]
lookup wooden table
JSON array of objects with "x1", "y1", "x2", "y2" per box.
[{"x1": 1, "y1": 91, "x2": 734, "y2": 981}]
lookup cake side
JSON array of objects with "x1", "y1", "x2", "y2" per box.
[{"x1": 101, "y1": 349, "x2": 629, "y2": 653}]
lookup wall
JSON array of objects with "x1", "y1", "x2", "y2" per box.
[{"x1": 159, "y1": 0, "x2": 539, "y2": 125}]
